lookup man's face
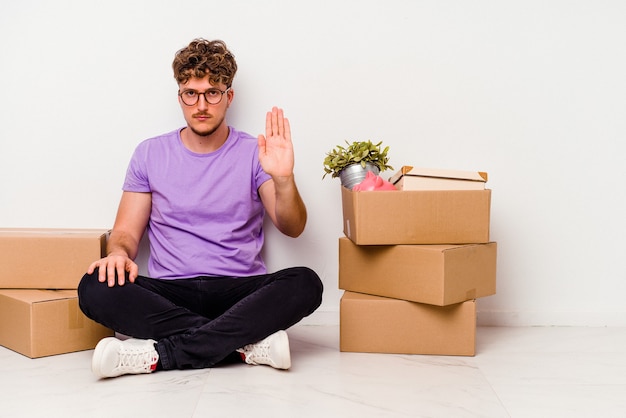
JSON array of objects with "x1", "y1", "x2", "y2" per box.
[{"x1": 178, "y1": 76, "x2": 232, "y2": 137}]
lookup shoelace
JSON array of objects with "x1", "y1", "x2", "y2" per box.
[
  {"x1": 243, "y1": 341, "x2": 271, "y2": 363},
  {"x1": 117, "y1": 346, "x2": 158, "y2": 372}
]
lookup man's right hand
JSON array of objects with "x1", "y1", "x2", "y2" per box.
[{"x1": 87, "y1": 253, "x2": 139, "y2": 287}]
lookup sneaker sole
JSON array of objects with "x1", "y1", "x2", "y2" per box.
[
  {"x1": 91, "y1": 337, "x2": 119, "y2": 378},
  {"x1": 273, "y1": 331, "x2": 291, "y2": 370}
]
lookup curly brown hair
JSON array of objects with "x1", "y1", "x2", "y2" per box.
[{"x1": 172, "y1": 39, "x2": 237, "y2": 87}]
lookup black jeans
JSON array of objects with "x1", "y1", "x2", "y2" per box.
[{"x1": 77, "y1": 266, "x2": 323, "y2": 370}]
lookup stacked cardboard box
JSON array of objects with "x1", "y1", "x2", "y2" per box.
[
  {"x1": 338, "y1": 167, "x2": 497, "y2": 356},
  {"x1": 0, "y1": 229, "x2": 114, "y2": 358}
]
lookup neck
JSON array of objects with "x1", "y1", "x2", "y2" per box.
[{"x1": 180, "y1": 123, "x2": 230, "y2": 154}]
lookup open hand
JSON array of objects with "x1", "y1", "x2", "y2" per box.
[
  {"x1": 87, "y1": 253, "x2": 139, "y2": 287},
  {"x1": 258, "y1": 107, "x2": 294, "y2": 178}
]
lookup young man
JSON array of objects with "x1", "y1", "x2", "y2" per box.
[{"x1": 78, "y1": 39, "x2": 323, "y2": 378}]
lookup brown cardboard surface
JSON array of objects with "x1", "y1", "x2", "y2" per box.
[
  {"x1": 341, "y1": 187, "x2": 491, "y2": 245},
  {"x1": 340, "y1": 291, "x2": 476, "y2": 356},
  {"x1": 394, "y1": 176, "x2": 486, "y2": 191},
  {"x1": 388, "y1": 166, "x2": 488, "y2": 190},
  {"x1": 339, "y1": 238, "x2": 497, "y2": 306},
  {"x1": 0, "y1": 228, "x2": 108, "y2": 289},
  {"x1": 0, "y1": 289, "x2": 114, "y2": 358}
]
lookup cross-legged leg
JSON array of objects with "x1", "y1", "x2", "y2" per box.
[{"x1": 78, "y1": 266, "x2": 323, "y2": 371}]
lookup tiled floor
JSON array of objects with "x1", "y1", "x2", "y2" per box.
[{"x1": 1, "y1": 325, "x2": 625, "y2": 417}]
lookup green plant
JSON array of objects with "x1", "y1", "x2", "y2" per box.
[{"x1": 323, "y1": 140, "x2": 393, "y2": 179}]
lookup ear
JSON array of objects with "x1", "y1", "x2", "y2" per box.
[{"x1": 227, "y1": 88, "x2": 234, "y2": 107}]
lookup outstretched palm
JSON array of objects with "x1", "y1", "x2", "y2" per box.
[{"x1": 258, "y1": 107, "x2": 295, "y2": 178}]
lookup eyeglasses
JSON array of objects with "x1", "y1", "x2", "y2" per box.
[{"x1": 178, "y1": 87, "x2": 231, "y2": 106}]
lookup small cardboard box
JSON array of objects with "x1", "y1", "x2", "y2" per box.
[
  {"x1": 389, "y1": 166, "x2": 488, "y2": 191},
  {"x1": 339, "y1": 238, "x2": 497, "y2": 306},
  {"x1": 340, "y1": 291, "x2": 476, "y2": 356},
  {"x1": 341, "y1": 187, "x2": 491, "y2": 245},
  {"x1": 0, "y1": 289, "x2": 114, "y2": 358},
  {"x1": 0, "y1": 228, "x2": 108, "y2": 289}
]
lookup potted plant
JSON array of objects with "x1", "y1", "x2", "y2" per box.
[{"x1": 323, "y1": 140, "x2": 393, "y2": 189}]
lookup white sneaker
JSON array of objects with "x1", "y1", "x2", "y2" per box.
[
  {"x1": 237, "y1": 330, "x2": 291, "y2": 370},
  {"x1": 91, "y1": 337, "x2": 159, "y2": 378}
]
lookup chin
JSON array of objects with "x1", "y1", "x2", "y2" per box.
[{"x1": 190, "y1": 126, "x2": 218, "y2": 137}]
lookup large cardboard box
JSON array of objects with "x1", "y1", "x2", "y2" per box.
[
  {"x1": 0, "y1": 289, "x2": 114, "y2": 358},
  {"x1": 341, "y1": 187, "x2": 491, "y2": 245},
  {"x1": 0, "y1": 228, "x2": 108, "y2": 289},
  {"x1": 339, "y1": 238, "x2": 497, "y2": 306},
  {"x1": 340, "y1": 291, "x2": 476, "y2": 356}
]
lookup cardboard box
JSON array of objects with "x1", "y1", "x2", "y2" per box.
[
  {"x1": 0, "y1": 289, "x2": 114, "y2": 358},
  {"x1": 389, "y1": 166, "x2": 488, "y2": 191},
  {"x1": 0, "y1": 228, "x2": 108, "y2": 289},
  {"x1": 340, "y1": 291, "x2": 476, "y2": 356},
  {"x1": 341, "y1": 187, "x2": 491, "y2": 245},
  {"x1": 339, "y1": 238, "x2": 496, "y2": 306}
]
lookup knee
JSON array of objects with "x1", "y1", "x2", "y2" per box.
[
  {"x1": 77, "y1": 269, "x2": 105, "y2": 317},
  {"x1": 291, "y1": 266, "x2": 324, "y2": 308},
  {"x1": 78, "y1": 269, "x2": 96, "y2": 298}
]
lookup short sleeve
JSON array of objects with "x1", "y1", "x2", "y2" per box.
[{"x1": 122, "y1": 143, "x2": 151, "y2": 193}]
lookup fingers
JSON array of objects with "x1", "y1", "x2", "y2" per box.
[
  {"x1": 283, "y1": 116, "x2": 291, "y2": 142},
  {"x1": 265, "y1": 109, "x2": 273, "y2": 139},
  {"x1": 128, "y1": 263, "x2": 139, "y2": 283},
  {"x1": 91, "y1": 255, "x2": 136, "y2": 287},
  {"x1": 266, "y1": 107, "x2": 289, "y2": 139},
  {"x1": 87, "y1": 260, "x2": 98, "y2": 275},
  {"x1": 116, "y1": 262, "x2": 126, "y2": 287},
  {"x1": 273, "y1": 107, "x2": 283, "y2": 137},
  {"x1": 257, "y1": 134, "x2": 267, "y2": 155},
  {"x1": 107, "y1": 259, "x2": 118, "y2": 287}
]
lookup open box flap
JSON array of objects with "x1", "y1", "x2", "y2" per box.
[{"x1": 388, "y1": 166, "x2": 488, "y2": 184}]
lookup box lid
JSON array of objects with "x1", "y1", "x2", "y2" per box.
[
  {"x1": 388, "y1": 166, "x2": 488, "y2": 185},
  {"x1": 0, "y1": 289, "x2": 77, "y2": 304},
  {"x1": 0, "y1": 228, "x2": 109, "y2": 238}
]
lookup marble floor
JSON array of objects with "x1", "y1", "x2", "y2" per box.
[{"x1": 1, "y1": 325, "x2": 625, "y2": 417}]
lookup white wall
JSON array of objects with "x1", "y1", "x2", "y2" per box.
[{"x1": 1, "y1": 0, "x2": 625, "y2": 326}]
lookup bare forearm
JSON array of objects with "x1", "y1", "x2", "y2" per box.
[
  {"x1": 273, "y1": 175, "x2": 307, "y2": 237},
  {"x1": 107, "y1": 230, "x2": 140, "y2": 260}
]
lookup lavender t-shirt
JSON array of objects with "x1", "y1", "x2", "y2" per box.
[{"x1": 123, "y1": 127, "x2": 272, "y2": 279}]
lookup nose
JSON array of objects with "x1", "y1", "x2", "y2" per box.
[{"x1": 197, "y1": 94, "x2": 209, "y2": 111}]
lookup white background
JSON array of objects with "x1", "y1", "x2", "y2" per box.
[{"x1": 1, "y1": 0, "x2": 625, "y2": 326}]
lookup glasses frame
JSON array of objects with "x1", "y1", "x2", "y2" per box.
[{"x1": 178, "y1": 87, "x2": 231, "y2": 106}]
